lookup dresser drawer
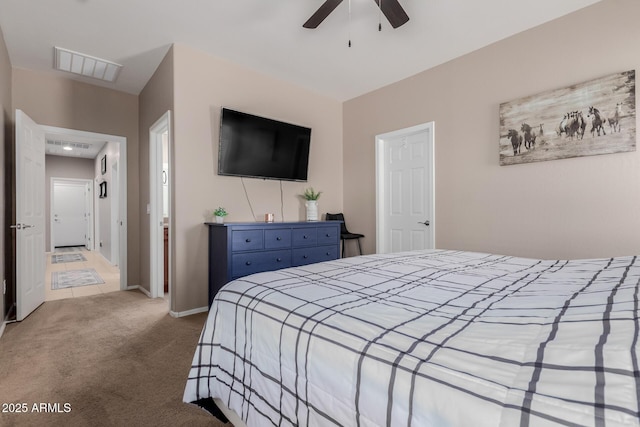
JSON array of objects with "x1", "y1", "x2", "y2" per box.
[
  {"x1": 232, "y1": 230, "x2": 263, "y2": 252},
  {"x1": 317, "y1": 226, "x2": 339, "y2": 245},
  {"x1": 232, "y1": 250, "x2": 291, "y2": 278},
  {"x1": 292, "y1": 245, "x2": 338, "y2": 266},
  {"x1": 208, "y1": 222, "x2": 341, "y2": 307},
  {"x1": 292, "y1": 228, "x2": 318, "y2": 247},
  {"x1": 264, "y1": 229, "x2": 292, "y2": 249}
]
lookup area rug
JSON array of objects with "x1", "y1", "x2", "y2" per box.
[
  {"x1": 54, "y1": 246, "x2": 87, "y2": 253},
  {"x1": 51, "y1": 253, "x2": 87, "y2": 264},
  {"x1": 52, "y1": 268, "x2": 105, "y2": 290}
]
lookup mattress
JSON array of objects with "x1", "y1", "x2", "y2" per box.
[{"x1": 184, "y1": 250, "x2": 640, "y2": 426}]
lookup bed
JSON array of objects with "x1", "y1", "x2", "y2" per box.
[{"x1": 183, "y1": 249, "x2": 640, "y2": 426}]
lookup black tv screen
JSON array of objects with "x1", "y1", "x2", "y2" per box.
[{"x1": 218, "y1": 108, "x2": 311, "y2": 181}]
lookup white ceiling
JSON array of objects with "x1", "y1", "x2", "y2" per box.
[{"x1": 0, "y1": 0, "x2": 601, "y2": 102}]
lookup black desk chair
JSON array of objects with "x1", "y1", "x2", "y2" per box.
[{"x1": 325, "y1": 213, "x2": 364, "y2": 257}]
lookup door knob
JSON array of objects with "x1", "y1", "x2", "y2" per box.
[
  {"x1": 418, "y1": 220, "x2": 430, "y2": 226},
  {"x1": 10, "y1": 223, "x2": 34, "y2": 230}
]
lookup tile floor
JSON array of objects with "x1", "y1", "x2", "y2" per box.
[{"x1": 45, "y1": 247, "x2": 121, "y2": 301}]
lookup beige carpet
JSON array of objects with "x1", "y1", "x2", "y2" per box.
[{"x1": 0, "y1": 291, "x2": 228, "y2": 427}]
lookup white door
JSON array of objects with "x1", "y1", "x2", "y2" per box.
[
  {"x1": 15, "y1": 110, "x2": 46, "y2": 321},
  {"x1": 376, "y1": 122, "x2": 435, "y2": 254},
  {"x1": 52, "y1": 181, "x2": 87, "y2": 247}
]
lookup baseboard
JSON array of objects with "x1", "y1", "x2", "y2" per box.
[
  {"x1": 128, "y1": 285, "x2": 207, "y2": 317},
  {"x1": 127, "y1": 285, "x2": 152, "y2": 298},
  {"x1": 169, "y1": 306, "x2": 208, "y2": 318},
  {"x1": 0, "y1": 321, "x2": 6, "y2": 341}
]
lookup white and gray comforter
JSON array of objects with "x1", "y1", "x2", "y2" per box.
[{"x1": 184, "y1": 250, "x2": 640, "y2": 426}]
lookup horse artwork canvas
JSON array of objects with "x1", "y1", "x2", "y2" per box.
[{"x1": 499, "y1": 70, "x2": 635, "y2": 166}]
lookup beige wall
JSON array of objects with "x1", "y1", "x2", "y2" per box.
[
  {"x1": 12, "y1": 69, "x2": 140, "y2": 285},
  {"x1": 138, "y1": 47, "x2": 174, "y2": 296},
  {"x1": 0, "y1": 25, "x2": 11, "y2": 320},
  {"x1": 343, "y1": 0, "x2": 640, "y2": 260},
  {"x1": 44, "y1": 155, "x2": 95, "y2": 249},
  {"x1": 172, "y1": 44, "x2": 343, "y2": 312}
]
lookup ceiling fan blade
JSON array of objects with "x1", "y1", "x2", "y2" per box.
[
  {"x1": 303, "y1": 0, "x2": 343, "y2": 29},
  {"x1": 374, "y1": 0, "x2": 409, "y2": 29}
]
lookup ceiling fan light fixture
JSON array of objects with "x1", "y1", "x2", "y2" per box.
[
  {"x1": 54, "y1": 46, "x2": 123, "y2": 83},
  {"x1": 303, "y1": 0, "x2": 409, "y2": 30}
]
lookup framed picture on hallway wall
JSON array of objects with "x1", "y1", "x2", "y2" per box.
[
  {"x1": 99, "y1": 181, "x2": 107, "y2": 199},
  {"x1": 101, "y1": 154, "x2": 107, "y2": 175}
]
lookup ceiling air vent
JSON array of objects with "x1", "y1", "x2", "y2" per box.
[
  {"x1": 47, "y1": 140, "x2": 91, "y2": 150},
  {"x1": 54, "y1": 46, "x2": 122, "y2": 83}
]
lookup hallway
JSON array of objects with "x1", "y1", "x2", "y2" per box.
[{"x1": 45, "y1": 247, "x2": 121, "y2": 301}]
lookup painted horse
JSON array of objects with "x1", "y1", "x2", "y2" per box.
[
  {"x1": 521, "y1": 123, "x2": 536, "y2": 150},
  {"x1": 608, "y1": 103, "x2": 622, "y2": 133},
  {"x1": 567, "y1": 111, "x2": 586, "y2": 140},
  {"x1": 588, "y1": 106, "x2": 607, "y2": 137},
  {"x1": 507, "y1": 129, "x2": 522, "y2": 155}
]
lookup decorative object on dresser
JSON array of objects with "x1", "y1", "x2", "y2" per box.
[
  {"x1": 301, "y1": 187, "x2": 322, "y2": 221},
  {"x1": 212, "y1": 207, "x2": 228, "y2": 224},
  {"x1": 205, "y1": 221, "x2": 341, "y2": 306}
]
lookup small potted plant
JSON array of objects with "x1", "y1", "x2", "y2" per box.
[
  {"x1": 301, "y1": 188, "x2": 321, "y2": 221},
  {"x1": 213, "y1": 207, "x2": 228, "y2": 224}
]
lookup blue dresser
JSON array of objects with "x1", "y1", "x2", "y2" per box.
[{"x1": 206, "y1": 221, "x2": 341, "y2": 306}]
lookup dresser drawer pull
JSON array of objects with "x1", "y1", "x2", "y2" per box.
[
  {"x1": 276, "y1": 258, "x2": 282, "y2": 262},
  {"x1": 303, "y1": 235, "x2": 308, "y2": 239},
  {"x1": 325, "y1": 233, "x2": 331, "y2": 237},
  {"x1": 326, "y1": 252, "x2": 330, "y2": 256},
  {"x1": 245, "y1": 238, "x2": 251, "y2": 243},
  {"x1": 303, "y1": 255, "x2": 308, "y2": 259},
  {"x1": 276, "y1": 237, "x2": 282, "y2": 241},
  {"x1": 245, "y1": 261, "x2": 252, "y2": 266}
]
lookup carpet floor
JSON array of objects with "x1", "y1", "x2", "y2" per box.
[{"x1": 0, "y1": 291, "x2": 228, "y2": 427}]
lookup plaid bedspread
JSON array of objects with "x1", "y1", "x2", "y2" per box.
[{"x1": 184, "y1": 250, "x2": 640, "y2": 426}]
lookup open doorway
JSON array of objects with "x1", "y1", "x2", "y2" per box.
[
  {"x1": 149, "y1": 111, "x2": 171, "y2": 302},
  {"x1": 42, "y1": 124, "x2": 128, "y2": 300},
  {"x1": 13, "y1": 110, "x2": 128, "y2": 320}
]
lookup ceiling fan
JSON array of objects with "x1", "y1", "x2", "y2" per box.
[{"x1": 303, "y1": 0, "x2": 409, "y2": 29}]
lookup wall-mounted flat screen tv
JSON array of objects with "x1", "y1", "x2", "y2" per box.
[{"x1": 218, "y1": 108, "x2": 311, "y2": 181}]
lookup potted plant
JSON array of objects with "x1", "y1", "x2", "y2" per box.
[
  {"x1": 301, "y1": 188, "x2": 321, "y2": 221},
  {"x1": 213, "y1": 207, "x2": 228, "y2": 224}
]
